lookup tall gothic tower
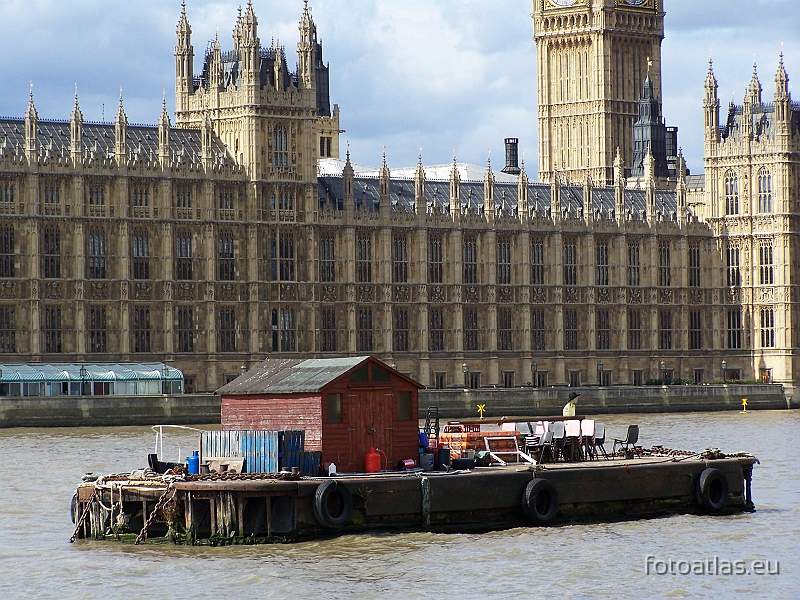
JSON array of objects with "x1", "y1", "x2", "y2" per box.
[
  {"x1": 174, "y1": 1, "x2": 339, "y2": 183},
  {"x1": 533, "y1": 0, "x2": 665, "y2": 185}
]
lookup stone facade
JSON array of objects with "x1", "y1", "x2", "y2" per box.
[{"x1": 0, "y1": 1, "x2": 798, "y2": 392}]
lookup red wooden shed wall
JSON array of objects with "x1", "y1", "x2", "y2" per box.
[
  {"x1": 221, "y1": 394, "x2": 323, "y2": 451},
  {"x1": 321, "y1": 376, "x2": 419, "y2": 472}
]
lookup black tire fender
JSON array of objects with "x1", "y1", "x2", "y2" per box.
[
  {"x1": 522, "y1": 478, "x2": 558, "y2": 525},
  {"x1": 71, "y1": 493, "x2": 79, "y2": 525},
  {"x1": 313, "y1": 480, "x2": 353, "y2": 528},
  {"x1": 696, "y1": 467, "x2": 729, "y2": 513}
]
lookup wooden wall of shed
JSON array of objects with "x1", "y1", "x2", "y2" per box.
[
  {"x1": 220, "y1": 395, "x2": 323, "y2": 451},
  {"x1": 320, "y1": 379, "x2": 420, "y2": 472}
]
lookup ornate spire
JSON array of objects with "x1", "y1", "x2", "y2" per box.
[
  {"x1": 775, "y1": 52, "x2": 790, "y2": 98},
  {"x1": 746, "y1": 62, "x2": 762, "y2": 105},
  {"x1": 158, "y1": 95, "x2": 171, "y2": 165},
  {"x1": 298, "y1": 0, "x2": 316, "y2": 88},
  {"x1": 25, "y1": 82, "x2": 37, "y2": 121},
  {"x1": 116, "y1": 87, "x2": 127, "y2": 125},
  {"x1": 704, "y1": 58, "x2": 717, "y2": 93},
  {"x1": 25, "y1": 82, "x2": 38, "y2": 161},
  {"x1": 159, "y1": 95, "x2": 170, "y2": 125},
  {"x1": 70, "y1": 84, "x2": 83, "y2": 123},
  {"x1": 176, "y1": 0, "x2": 191, "y2": 43}
]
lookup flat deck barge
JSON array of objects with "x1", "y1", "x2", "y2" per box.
[{"x1": 70, "y1": 448, "x2": 757, "y2": 545}]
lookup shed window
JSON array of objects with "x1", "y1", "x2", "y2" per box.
[
  {"x1": 397, "y1": 391, "x2": 412, "y2": 421},
  {"x1": 349, "y1": 364, "x2": 369, "y2": 383},
  {"x1": 326, "y1": 393, "x2": 342, "y2": 423},
  {"x1": 372, "y1": 365, "x2": 391, "y2": 382}
]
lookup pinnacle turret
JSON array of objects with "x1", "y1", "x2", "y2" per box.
[
  {"x1": 704, "y1": 59, "x2": 718, "y2": 97},
  {"x1": 24, "y1": 83, "x2": 38, "y2": 161},
  {"x1": 70, "y1": 86, "x2": 83, "y2": 164},
  {"x1": 775, "y1": 52, "x2": 790, "y2": 98},
  {"x1": 115, "y1": 88, "x2": 127, "y2": 163},
  {"x1": 746, "y1": 63, "x2": 762, "y2": 105}
]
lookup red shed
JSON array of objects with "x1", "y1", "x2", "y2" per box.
[{"x1": 217, "y1": 357, "x2": 424, "y2": 473}]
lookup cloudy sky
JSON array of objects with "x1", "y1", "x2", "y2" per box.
[{"x1": 0, "y1": 0, "x2": 796, "y2": 176}]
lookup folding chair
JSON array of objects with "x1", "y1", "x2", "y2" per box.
[
  {"x1": 594, "y1": 423, "x2": 609, "y2": 459},
  {"x1": 581, "y1": 419, "x2": 596, "y2": 460},
  {"x1": 613, "y1": 425, "x2": 640, "y2": 458}
]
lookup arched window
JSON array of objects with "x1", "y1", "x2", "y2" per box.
[
  {"x1": 758, "y1": 168, "x2": 772, "y2": 213},
  {"x1": 273, "y1": 126, "x2": 288, "y2": 167},
  {"x1": 724, "y1": 171, "x2": 739, "y2": 215}
]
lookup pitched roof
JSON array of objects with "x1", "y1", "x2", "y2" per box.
[{"x1": 217, "y1": 356, "x2": 423, "y2": 395}]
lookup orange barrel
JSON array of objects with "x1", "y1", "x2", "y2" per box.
[{"x1": 365, "y1": 447, "x2": 381, "y2": 473}]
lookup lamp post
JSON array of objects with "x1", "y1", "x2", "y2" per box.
[
  {"x1": 721, "y1": 360, "x2": 727, "y2": 384},
  {"x1": 659, "y1": 360, "x2": 666, "y2": 385},
  {"x1": 162, "y1": 365, "x2": 170, "y2": 395},
  {"x1": 240, "y1": 364, "x2": 247, "y2": 376},
  {"x1": 462, "y1": 362, "x2": 469, "y2": 389},
  {"x1": 531, "y1": 361, "x2": 537, "y2": 387},
  {"x1": 79, "y1": 365, "x2": 88, "y2": 396},
  {"x1": 597, "y1": 362, "x2": 604, "y2": 387}
]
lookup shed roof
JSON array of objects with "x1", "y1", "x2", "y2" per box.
[{"x1": 217, "y1": 356, "x2": 424, "y2": 395}]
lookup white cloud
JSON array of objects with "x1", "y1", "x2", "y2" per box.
[{"x1": 0, "y1": 0, "x2": 796, "y2": 177}]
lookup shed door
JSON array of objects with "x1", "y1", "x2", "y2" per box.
[{"x1": 348, "y1": 388, "x2": 393, "y2": 472}]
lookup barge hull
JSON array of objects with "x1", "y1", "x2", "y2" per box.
[{"x1": 72, "y1": 457, "x2": 756, "y2": 544}]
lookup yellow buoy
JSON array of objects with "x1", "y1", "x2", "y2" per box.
[
  {"x1": 741, "y1": 398, "x2": 748, "y2": 413},
  {"x1": 477, "y1": 404, "x2": 486, "y2": 419}
]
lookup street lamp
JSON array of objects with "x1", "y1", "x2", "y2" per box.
[
  {"x1": 659, "y1": 361, "x2": 666, "y2": 385},
  {"x1": 162, "y1": 365, "x2": 170, "y2": 395},
  {"x1": 240, "y1": 364, "x2": 247, "y2": 376},
  {"x1": 79, "y1": 365, "x2": 88, "y2": 396},
  {"x1": 391, "y1": 363, "x2": 397, "y2": 371},
  {"x1": 462, "y1": 362, "x2": 469, "y2": 389},
  {"x1": 531, "y1": 361, "x2": 537, "y2": 387},
  {"x1": 597, "y1": 362, "x2": 604, "y2": 387},
  {"x1": 721, "y1": 360, "x2": 727, "y2": 384}
]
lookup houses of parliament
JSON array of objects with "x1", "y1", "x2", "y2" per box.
[{"x1": 0, "y1": 0, "x2": 798, "y2": 393}]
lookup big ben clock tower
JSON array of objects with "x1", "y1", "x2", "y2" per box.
[{"x1": 533, "y1": 0, "x2": 665, "y2": 185}]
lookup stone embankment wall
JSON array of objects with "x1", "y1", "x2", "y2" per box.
[
  {"x1": 419, "y1": 385, "x2": 791, "y2": 420},
  {"x1": 0, "y1": 394, "x2": 220, "y2": 428},
  {"x1": 0, "y1": 385, "x2": 792, "y2": 428}
]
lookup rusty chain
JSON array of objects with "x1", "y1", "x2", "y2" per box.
[
  {"x1": 69, "y1": 489, "x2": 98, "y2": 543},
  {"x1": 134, "y1": 483, "x2": 175, "y2": 545}
]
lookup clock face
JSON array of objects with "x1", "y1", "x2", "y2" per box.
[
  {"x1": 550, "y1": 0, "x2": 578, "y2": 6},
  {"x1": 624, "y1": 0, "x2": 648, "y2": 5}
]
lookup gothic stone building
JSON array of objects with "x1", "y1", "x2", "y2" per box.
[{"x1": 0, "y1": 0, "x2": 798, "y2": 393}]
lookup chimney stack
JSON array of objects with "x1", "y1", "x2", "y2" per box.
[{"x1": 502, "y1": 138, "x2": 520, "y2": 175}]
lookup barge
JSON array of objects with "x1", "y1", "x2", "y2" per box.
[
  {"x1": 68, "y1": 359, "x2": 759, "y2": 545},
  {"x1": 70, "y1": 447, "x2": 757, "y2": 545}
]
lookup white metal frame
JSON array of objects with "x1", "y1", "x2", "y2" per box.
[{"x1": 483, "y1": 436, "x2": 536, "y2": 466}]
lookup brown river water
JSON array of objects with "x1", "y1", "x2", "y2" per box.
[{"x1": 0, "y1": 411, "x2": 797, "y2": 599}]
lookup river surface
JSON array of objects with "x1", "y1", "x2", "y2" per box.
[{"x1": 0, "y1": 411, "x2": 797, "y2": 599}]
